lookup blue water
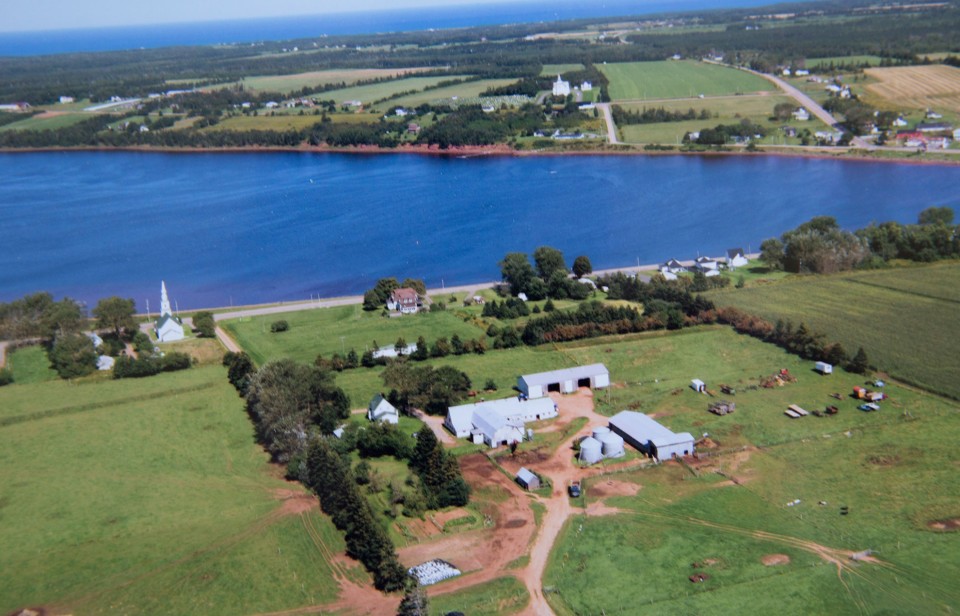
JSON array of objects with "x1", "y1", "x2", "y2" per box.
[
  {"x1": 0, "y1": 152, "x2": 957, "y2": 310},
  {"x1": 1, "y1": 0, "x2": 792, "y2": 57}
]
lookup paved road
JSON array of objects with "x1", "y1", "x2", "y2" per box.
[{"x1": 597, "y1": 102, "x2": 619, "y2": 145}]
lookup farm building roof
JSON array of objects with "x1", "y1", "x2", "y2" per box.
[
  {"x1": 519, "y1": 364, "x2": 608, "y2": 387},
  {"x1": 609, "y1": 411, "x2": 694, "y2": 448},
  {"x1": 516, "y1": 467, "x2": 538, "y2": 485}
]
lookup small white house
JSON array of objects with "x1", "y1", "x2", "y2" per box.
[
  {"x1": 97, "y1": 355, "x2": 115, "y2": 371},
  {"x1": 726, "y1": 248, "x2": 749, "y2": 270},
  {"x1": 367, "y1": 393, "x2": 400, "y2": 424},
  {"x1": 694, "y1": 256, "x2": 719, "y2": 272},
  {"x1": 792, "y1": 108, "x2": 810, "y2": 121},
  {"x1": 518, "y1": 364, "x2": 610, "y2": 399},
  {"x1": 815, "y1": 361, "x2": 833, "y2": 375},
  {"x1": 661, "y1": 258, "x2": 686, "y2": 274},
  {"x1": 59, "y1": 96, "x2": 75, "y2": 104},
  {"x1": 892, "y1": 117, "x2": 909, "y2": 128}
]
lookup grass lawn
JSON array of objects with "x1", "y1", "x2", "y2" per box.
[
  {"x1": 5, "y1": 344, "x2": 57, "y2": 384},
  {"x1": 0, "y1": 365, "x2": 344, "y2": 615},
  {"x1": 708, "y1": 261, "x2": 960, "y2": 399},
  {"x1": 599, "y1": 61, "x2": 775, "y2": 101},
  {"x1": 236, "y1": 68, "x2": 436, "y2": 94},
  {"x1": 319, "y1": 75, "x2": 473, "y2": 106},
  {"x1": 429, "y1": 576, "x2": 529, "y2": 616}
]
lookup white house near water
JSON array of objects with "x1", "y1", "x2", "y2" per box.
[
  {"x1": 608, "y1": 411, "x2": 695, "y2": 461},
  {"x1": 367, "y1": 394, "x2": 400, "y2": 424},
  {"x1": 155, "y1": 281, "x2": 184, "y2": 342},
  {"x1": 445, "y1": 396, "x2": 557, "y2": 446},
  {"x1": 517, "y1": 364, "x2": 610, "y2": 399},
  {"x1": 726, "y1": 248, "x2": 749, "y2": 270}
]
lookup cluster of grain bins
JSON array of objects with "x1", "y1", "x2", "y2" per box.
[
  {"x1": 408, "y1": 560, "x2": 461, "y2": 586},
  {"x1": 579, "y1": 426, "x2": 625, "y2": 465}
]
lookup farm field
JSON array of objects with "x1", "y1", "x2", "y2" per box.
[
  {"x1": 429, "y1": 576, "x2": 529, "y2": 615},
  {"x1": 599, "y1": 61, "x2": 775, "y2": 101},
  {"x1": 212, "y1": 113, "x2": 327, "y2": 131},
  {"x1": 864, "y1": 64, "x2": 960, "y2": 113},
  {"x1": 0, "y1": 111, "x2": 91, "y2": 132},
  {"x1": 234, "y1": 67, "x2": 436, "y2": 94},
  {"x1": 5, "y1": 344, "x2": 57, "y2": 384},
  {"x1": 386, "y1": 79, "x2": 518, "y2": 109},
  {"x1": 540, "y1": 64, "x2": 585, "y2": 76},
  {"x1": 0, "y1": 365, "x2": 347, "y2": 615},
  {"x1": 616, "y1": 94, "x2": 830, "y2": 144},
  {"x1": 317, "y1": 75, "x2": 472, "y2": 106},
  {"x1": 709, "y1": 262, "x2": 960, "y2": 399}
]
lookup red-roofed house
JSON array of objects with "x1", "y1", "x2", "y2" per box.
[{"x1": 388, "y1": 287, "x2": 421, "y2": 314}]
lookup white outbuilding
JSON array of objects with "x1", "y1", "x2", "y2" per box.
[
  {"x1": 367, "y1": 393, "x2": 400, "y2": 424},
  {"x1": 518, "y1": 364, "x2": 610, "y2": 398},
  {"x1": 445, "y1": 396, "x2": 557, "y2": 446},
  {"x1": 815, "y1": 361, "x2": 833, "y2": 375},
  {"x1": 608, "y1": 411, "x2": 695, "y2": 461}
]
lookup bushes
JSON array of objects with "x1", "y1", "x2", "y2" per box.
[
  {"x1": 0, "y1": 367, "x2": 13, "y2": 386},
  {"x1": 48, "y1": 333, "x2": 97, "y2": 379},
  {"x1": 270, "y1": 319, "x2": 289, "y2": 333},
  {"x1": 113, "y1": 351, "x2": 192, "y2": 379}
]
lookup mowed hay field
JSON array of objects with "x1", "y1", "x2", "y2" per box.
[
  {"x1": 0, "y1": 365, "x2": 348, "y2": 615},
  {"x1": 599, "y1": 61, "x2": 775, "y2": 101},
  {"x1": 320, "y1": 75, "x2": 473, "y2": 106},
  {"x1": 236, "y1": 67, "x2": 436, "y2": 94},
  {"x1": 709, "y1": 262, "x2": 960, "y2": 399},
  {"x1": 864, "y1": 65, "x2": 960, "y2": 112}
]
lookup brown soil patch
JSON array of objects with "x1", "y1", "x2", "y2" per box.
[
  {"x1": 586, "y1": 480, "x2": 642, "y2": 499},
  {"x1": 698, "y1": 437, "x2": 720, "y2": 449},
  {"x1": 762, "y1": 553, "x2": 791, "y2": 566},
  {"x1": 927, "y1": 518, "x2": 960, "y2": 532},
  {"x1": 866, "y1": 453, "x2": 900, "y2": 466},
  {"x1": 504, "y1": 518, "x2": 527, "y2": 528},
  {"x1": 272, "y1": 488, "x2": 317, "y2": 515}
]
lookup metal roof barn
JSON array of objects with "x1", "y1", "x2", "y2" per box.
[
  {"x1": 518, "y1": 363, "x2": 610, "y2": 398},
  {"x1": 608, "y1": 411, "x2": 695, "y2": 461},
  {"x1": 516, "y1": 467, "x2": 541, "y2": 490}
]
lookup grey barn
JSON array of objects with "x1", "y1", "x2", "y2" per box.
[
  {"x1": 518, "y1": 364, "x2": 610, "y2": 398},
  {"x1": 608, "y1": 411, "x2": 695, "y2": 461}
]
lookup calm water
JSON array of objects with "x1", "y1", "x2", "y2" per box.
[
  {"x1": 2, "y1": 0, "x2": 791, "y2": 57},
  {"x1": 0, "y1": 151, "x2": 957, "y2": 310}
]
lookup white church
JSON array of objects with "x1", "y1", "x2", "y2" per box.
[
  {"x1": 155, "y1": 281, "x2": 185, "y2": 342},
  {"x1": 552, "y1": 75, "x2": 571, "y2": 97}
]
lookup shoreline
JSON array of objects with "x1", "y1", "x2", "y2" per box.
[{"x1": 2, "y1": 142, "x2": 960, "y2": 167}]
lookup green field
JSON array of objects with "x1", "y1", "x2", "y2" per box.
[
  {"x1": 0, "y1": 111, "x2": 92, "y2": 132},
  {"x1": 319, "y1": 75, "x2": 472, "y2": 106},
  {"x1": 540, "y1": 64, "x2": 585, "y2": 76},
  {"x1": 805, "y1": 55, "x2": 884, "y2": 68},
  {"x1": 235, "y1": 68, "x2": 435, "y2": 94},
  {"x1": 386, "y1": 79, "x2": 518, "y2": 109},
  {"x1": 5, "y1": 344, "x2": 57, "y2": 384},
  {"x1": 709, "y1": 262, "x2": 960, "y2": 399},
  {"x1": 599, "y1": 61, "x2": 775, "y2": 101},
  {"x1": 212, "y1": 113, "x2": 326, "y2": 131},
  {"x1": 0, "y1": 365, "x2": 347, "y2": 614},
  {"x1": 430, "y1": 576, "x2": 529, "y2": 615}
]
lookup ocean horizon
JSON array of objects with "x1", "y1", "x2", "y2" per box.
[{"x1": 1, "y1": 0, "x2": 793, "y2": 57}]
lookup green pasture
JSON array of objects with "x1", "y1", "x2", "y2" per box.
[
  {"x1": 212, "y1": 113, "x2": 325, "y2": 132},
  {"x1": 599, "y1": 61, "x2": 775, "y2": 101},
  {"x1": 5, "y1": 344, "x2": 57, "y2": 384},
  {"x1": 0, "y1": 365, "x2": 344, "y2": 615},
  {"x1": 319, "y1": 75, "x2": 472, "y2": 106},
  {"x1": 709, "y1": 262, "x2": 960, "y2": 399},
  {"x1": 430, "y1": 576, "x2": 529, "y2": 615},
  {"x1": 387, "y1": 79, "x2": 517, "y2": 109},
  {"x1": 805, "y1": 55, "x2": 883, "y2": 68},
  {"x1": 0, "y1": 111, "x2": 91, "y2": 132},
  {"x1": 236, "y1": 68, "x2": 435, "y2": 94},
  {"x1": 540, "y1": 64, "x2": 585, "y2": 76}
]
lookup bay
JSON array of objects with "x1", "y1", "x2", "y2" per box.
[{"x1": 0, "y1": 151, "x2": 957, "y2": 310}]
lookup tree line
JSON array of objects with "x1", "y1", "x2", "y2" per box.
[{"x1": 612, "y1": 105, "x2": 713, "y2": 125}]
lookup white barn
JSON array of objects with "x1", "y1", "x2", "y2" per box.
[
  {"x1": 445, "y1": 396, "x2": 557, "y2": 446},
  {"x1": 367, "y1": 393, "x2": 400, "y2": 424},
  {"x1": 518, "y1": 364, "x2": 610, "y2": 399},
  {"x1": 608, "y1": 411, "x2": 695, "y2": 461}
]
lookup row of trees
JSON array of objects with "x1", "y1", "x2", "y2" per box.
[
  {"x1": 381, "y1": 362, "x2": 472, "y2": 416},
  {"x1": 499, "y1": 247, "x2": 593, "y2": 300},
  {"x1": 688, "y1": 119, "x2": 767, "y2": 145},
  {"x1": 612, "y1": 105, "x2": 713, "y2": 125},
  {"x1": 760, "y1": 208, "x2": 958, "y2": 274}
]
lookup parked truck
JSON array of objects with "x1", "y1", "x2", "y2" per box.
[{"x1": 568, "y1": 480, "x2": 581, "y2": 498}]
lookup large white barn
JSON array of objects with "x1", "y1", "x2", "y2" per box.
[
  {"x1": 445, "y1": 396, "x2": 557, "y2": 447},
  {"x1": 608, "y1": 411, "x2": 695, "y2": 461},
  {"x1": 518, "y1": 364, "x2": 610, "y2": 399}
]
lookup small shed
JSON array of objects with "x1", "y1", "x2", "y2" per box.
[
  {"x1": 691, "y1": 379, "x2": 706, "y2": 393},
  {"x1": 516, "y1": 467, "x2": 541, "y2": 490},
  {"x1": 815, "y1": 361, "x2": 833, "y2": 375}
]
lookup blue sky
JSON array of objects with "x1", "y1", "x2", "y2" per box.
[{"x1": 3, "y1": 0, "x2": 520, "y2": 33}]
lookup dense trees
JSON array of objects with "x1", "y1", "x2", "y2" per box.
[
  {"x1": 410, "y1": 428, "x2": 470, "y2": 508},
  {"x1": 760, "y1": 216, "x2": 870, "y2": 273},
  {"x1": 382, "y1": 362, "x2": 471, "y2": 415},
  {"x1": 92, "y1": 296, "x2": 136, "y2": 339},
  {"x1": 192, "y1": 311, "x2": 216, "y2": 337},
  {"x1": 48, "y1": 333, "x2": 98, "y2": 378},
  {"x1": 572, "y1": 255, "x2": 593, "y2": 278},
  {"x1": 113, "y1": 351, "x2": 192, "y2": 378},
  {"x1": 223, "y1": 351, "x2": 255, "y2": 395},
  {"x1": 364, "y1": 277, "x2": 400, "y2": 311},
  {"x1": 612, "y1": 105, "x2": 712, "y2": 125}
]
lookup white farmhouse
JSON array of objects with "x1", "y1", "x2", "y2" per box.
[
  {"x1": 367, "y1": 393, "x2": 400, "y2": 424},
  {"x1": 726, "y1": 248, "x2": 749, "y2": 270}
]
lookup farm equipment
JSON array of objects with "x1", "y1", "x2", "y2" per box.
[
  {"x1": 720, "y1": 384, "x2": 736, "y2": 395},
  {"x1": 708, "y1": 400, "x2": 736, "y2": 416},
  {"x1": 825, "y1": 405, "x2": 839, "y2": 415},
  {"x1": 761, "y1": 369, "x2": 797, "y2": 388}
]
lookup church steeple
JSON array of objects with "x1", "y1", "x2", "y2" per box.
[{"x1": 160, "y1": 280, "x2": 173, "y2": 317}]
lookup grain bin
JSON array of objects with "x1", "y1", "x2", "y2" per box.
[
  {"x1": 592, "y1": 426, "x2": 611, "y2": 440},
  {"x1": 579, "y1": 437, "x2": 603, "y2": 465},
  {"x1": 600, "y1": 432, "x2": 625, "y2": 458}
]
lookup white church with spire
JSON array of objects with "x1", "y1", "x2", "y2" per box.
[
  {"x1": 155, "y1": 281, "x2": 185, "y2": 342},
  {"x1": 552, "y1": 74, "x2": 571, "y2": 97}
]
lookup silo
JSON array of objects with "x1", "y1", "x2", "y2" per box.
[
  {"x1": 592, "y1": 426, "x2": 611, "y2": 441},
  {"x1": 579, "y1": 437, "x2": 603, "y2": 465},
  {"x1": 600, "y1": 432, "x2": 625, "y2": 458}
]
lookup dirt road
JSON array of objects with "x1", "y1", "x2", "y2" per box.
[{"x1": 597, "y1": 103, "x2": 619, "y2": 145}]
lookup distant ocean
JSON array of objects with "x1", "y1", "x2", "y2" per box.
[{"x1": 1, "y1": 0, "x2": 788, "y2": 57}]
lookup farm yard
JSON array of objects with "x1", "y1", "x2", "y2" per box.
[
  {"x1": 599, "y1": 60, "x2": 776, "y2": 101},
  {"x1": 708, "y1": 261, "x2": 960, "y2": 400},
  {"x1": 864, "y1": 65, "x2": 960, "y2": 113}
]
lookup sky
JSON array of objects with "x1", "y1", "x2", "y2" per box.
[{"x1": 2, "y1": 0, "x2": 521, "y2": 33}]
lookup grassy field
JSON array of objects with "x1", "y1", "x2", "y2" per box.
[
  {"x1": 5, "y1": 344, "x2": 57, "y2": 384},
  {"x1": 236, "y1": 68, "x2": 436, "y2": 94},
  {"x1": 0, "y1": 111, "x2": 92, "y2": 132},
  {"x1": 708, "y1": 262, "x2": 960, "y2": 399},
  {"x1": 212, "y1": 113, "x2": 326, "y2": 131},
  {"x1": 318, "y1": 75, "x2": 472, "y2": 106},
  {"x1": 540, "y1": 64, "x2": 585, "y2": 76},
  {"x1": 386, "y1": 79, "x2": 518, "y2": 109},
  {"x1": 805, "y1": 55, "x2": 883, "y2": 68},
  {"x1": 617, "y1": 94, "x2": 830, "y2": 145},
  {"x1": 430, "y1": 576, "x2": 529, "y2": 615},
  {"x1": 543, "y1": 329, "x2": 959, "y2": 614},
  {"x1": 0, "y1": 365, "x2": 347, "y2": 615},
  {"x1": 599, "y1": 61, "x2": 775, "y2": 101}
]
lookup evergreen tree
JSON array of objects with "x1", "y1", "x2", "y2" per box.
[
  {"x1": 847, "y1": 347, "x2": 869, "y2": 374},
  {"x1": 397, "y1": 585, "x2": 429, "y2": 616}
]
